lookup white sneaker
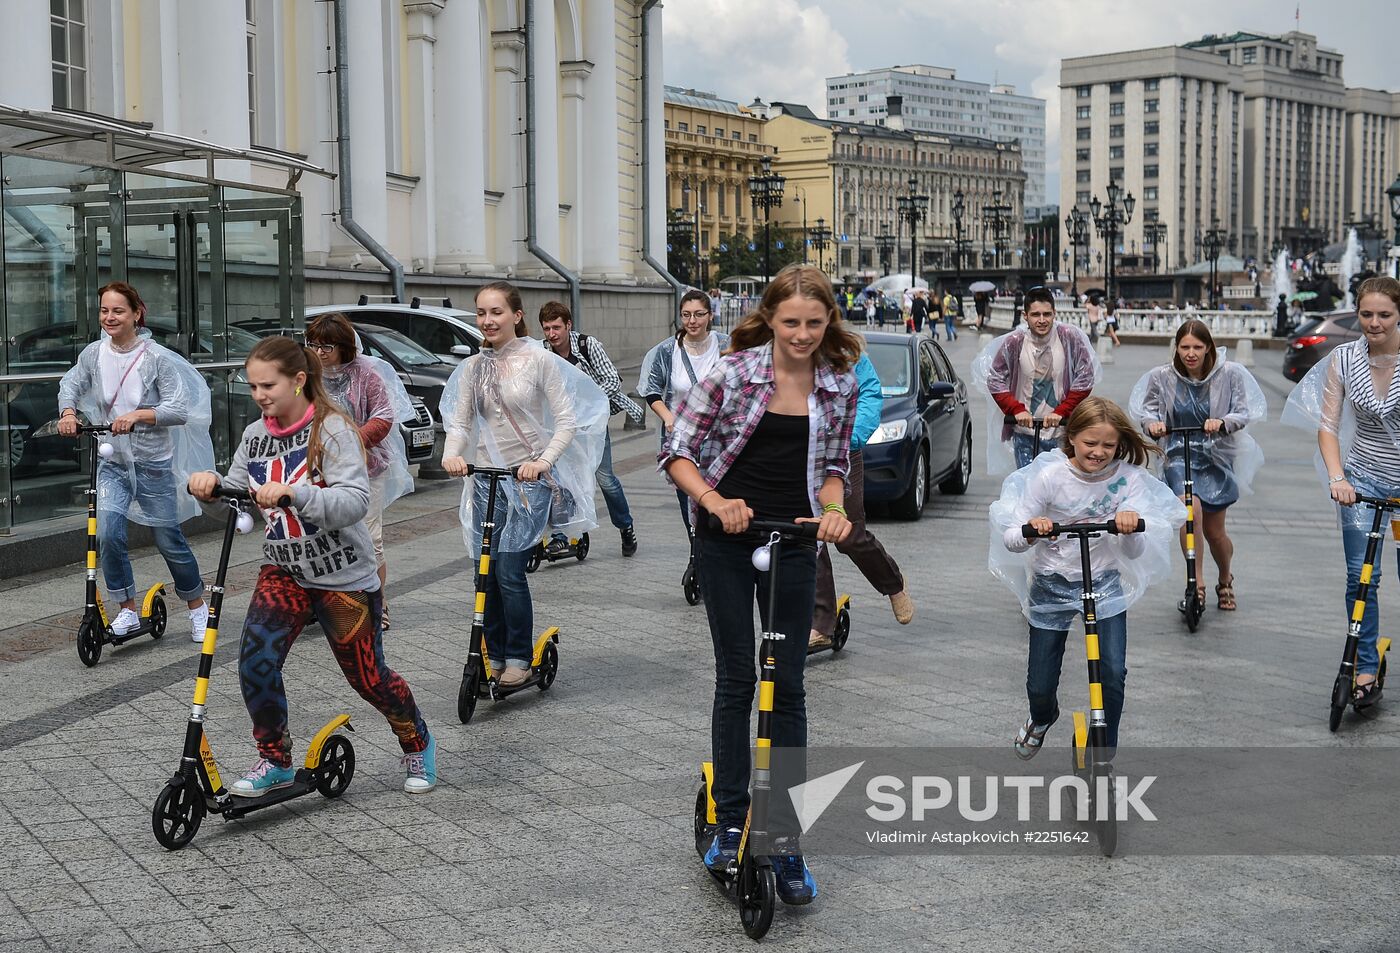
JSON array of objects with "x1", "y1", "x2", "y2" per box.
[
  {"x1": 109, "y1": 607, "x2": 140, "y2": 635},
  {"x1": 190, "y1": 604, "x2": 210, "y2": 644}
]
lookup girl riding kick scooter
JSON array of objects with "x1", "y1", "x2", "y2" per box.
[{"x1": 151, "y1": 485, "x2": 355, "y2": 850}]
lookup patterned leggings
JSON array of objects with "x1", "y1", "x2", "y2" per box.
[{"x1": 239, "y1": 565, "x2": 429, "y2": 767}]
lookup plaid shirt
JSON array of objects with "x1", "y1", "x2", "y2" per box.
[
  {"x1": 659, "y1": 342, "x2": 857, "y2": 518},
  {"x1": 547, "y1": 331, "x2": 644, "y2": 422}
]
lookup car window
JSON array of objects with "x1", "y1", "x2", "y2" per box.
[
  {"x1": 1293, "y1": 318, "x2": 1324, "y2": 337},
  {"x1": 866, "y1": 342, "x2": 913, "y2": 397},
  {"x1": 357, "y1": 327, "x2": 444, "y2": 367},
  {"x1": 926, "y1": 343, "x2": 956, "y2": 383},
  {"x1": 409, "y1": 315, "x2": 461, "y2": 355},
  {"x1": 917, "y1": 344, "x2": 937, "y2": 393}
]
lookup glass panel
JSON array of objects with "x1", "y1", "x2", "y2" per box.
[
  {"x1": 70, "y1": 68, "x2": 86, "y2": 111},
  {"x1": 51, "y1": 23, "x2": 65, "y2": 64},
  {"x1": 866, "y1": 342, "x2": 912, "y2": 397},
  {"x1": 69, "y1": 24, "x2": 85, "y2": 68},
  {"x1": 51, "y1": 69, "x2": 65, "y2": 110},
  {"x1": 70, "y1": 0, "x2": 85, "y2": 21}
]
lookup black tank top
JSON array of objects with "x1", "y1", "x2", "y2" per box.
[{"x1": 698, "y1": 410, "x2": 810, "y2": 539}]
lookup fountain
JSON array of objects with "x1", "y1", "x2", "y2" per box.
[
  {"x1": 1271, "y1": 248, "x2": 1293, "y2": 306},
  {"x1": 1339, "y1": 228, "x2": 1363, "y2": 309}
]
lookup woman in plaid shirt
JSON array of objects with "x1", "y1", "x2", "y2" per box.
[{"x1": 661, "y1": 264, "x2": 860, "y2": 906}]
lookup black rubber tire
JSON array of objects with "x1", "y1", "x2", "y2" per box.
[
  {"x1": 890, "y1": 446, "x2": 928, "y2": 521},
  {"x1": 833, "y1": 606, "x2": 851, "y2": 652},
  {"x1": 576, "y1": 534, "x2": 589, "y2": 561},
  {"x1": 315, "y1": 735, "x2": 355, "y2": 798},
  {"x1": 739, "y1": 863, "x2": 777, "y2": 940},
  {"x1": 1096, "y1": 779, "x2": 1118, "y2": 858},
  {"x1": 77, "y1": 618, "x2": 101, "y2": 667},
  {"x1": 683, "y1": 564, "x2": 700, "y2": 606},
  {"x1": 1329, "y1": 674, "x2": 1348, "y2": 732},
  {"x1": 525, "y1": 545, "x2": 542, "y2": 574},
  {"x1": 1185, "y1": 590, "x2": 1201, "y2": 633},
  {"x1": 1380, "y1": 655, "x2": 1389, "y2": 690},
  {"x1": 537, "y1": 640, "x2": 559, "y2": 691},
  {"x1": 458, "y1": 669, "x2": 480, "y2": 724},
  {"x1": 938, "y1": 427, "x2": 972, "y2": 495},
  {"x1": 151, "y1": 781, "x2": 204, "y2": 851},
  {"x1": 150, "y1": 597, "x2": 168, "y2": 639},
  {"x1": 693, "y1": 782, "x2": 710, "y2": 857}
]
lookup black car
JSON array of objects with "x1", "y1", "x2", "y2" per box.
[
  {"x1": 350, "y1": 323, "x2": 457, "y2": 426},
  {"x1": 1282, "y1": 311, "x2": 1360, "y2": 382},
  {"x1": 861, "y1": 332, "x2": 972, "y2": 519}
]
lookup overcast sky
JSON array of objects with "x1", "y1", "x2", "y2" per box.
[{"x1": 662, "y1": 0, "x2": 1400, "y2": 202}]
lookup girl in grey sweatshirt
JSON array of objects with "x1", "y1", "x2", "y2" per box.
[{"x1": 190, "y1": 337, "x2": 436, "y2": 796}]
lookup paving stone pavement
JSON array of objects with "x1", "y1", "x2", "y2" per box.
[{"x1": 2, "y1": 335, "x2": 1399, "y2": 952}]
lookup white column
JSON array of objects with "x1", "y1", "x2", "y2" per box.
[
  {"x1": 0, "y1": 0, "x2": 51, "y2": 111},
  {"x1": 434, "y1": 0, "x2": 494, "y2": 274},
  {"x1": 175, "y1": 0, "x2": 247, "y2": 148},
  {"x1": 330, "y1": 0, "x2": 390, "y2": 264},
  {"x1": 520, "y1": 0, "x2": 561, "y2": 276},
  {"x1": 559, "y1": 61, "x2": 589, "y2": 271},
  {"x1": 578, "y1": 0, "x2": 625, "y2": 280},
  {"x1": 489, "y1": 30, "x2": 525, "y2": 270},
  {"x1": 643, "y1": 2, "x2": 668, "y2": 286},
  {"x1": 404, "y1": 0, "x2": 444, "y2": 271}
]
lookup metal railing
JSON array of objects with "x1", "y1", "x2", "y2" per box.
[{"x1": 984, "y1": 302, "x2": 1276, "y2": 339}]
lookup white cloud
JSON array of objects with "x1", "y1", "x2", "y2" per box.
[{"x1": 661, "y1": 0, "x2": 851, "y2": 112}]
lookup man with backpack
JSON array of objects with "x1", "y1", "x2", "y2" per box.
[{"x1": 539, "y1": 301, "x2": 645, "y2": 557}]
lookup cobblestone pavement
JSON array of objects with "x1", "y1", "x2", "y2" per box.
[{"x1": 2, "y1": 335, "x2": 1398, "y2": 953}]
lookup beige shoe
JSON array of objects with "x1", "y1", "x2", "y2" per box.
[
  {"x1": 808, "y1": 628, "x2": 834, "y2": 651},
  {"x1": 889, "y1": 589, "x2": 914, "y2": 625},
  {"x1": 497, "y1": 664, "x2": 531, "y2": 688}
]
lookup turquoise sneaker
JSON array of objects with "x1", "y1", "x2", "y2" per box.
[
  {"x1": 229, "y1": 757, "x2": 295, "y2": 797},
  {"x1": 403, "y1": 733, "x2": 437, "y2": 794}
]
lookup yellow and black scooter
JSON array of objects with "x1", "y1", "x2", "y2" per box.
[
  {"x1": 1328, "y1": 494, "x2": 1397, "y2": 732},
  {"x1": 806, "y1": 595, "x2": 852, "y2": 656},
  {"x1": 524, "y1": 530, "x2": 590, "y2": 572},
  {"x1": 1023, "y1": 516, "x2": 1145, "y2": 859},
  {"x1": 1169, "y1": 426, "x2": 1207, "y2": 632},
  {"x1": 693, "y1": 518, "x2": 820, "y2": 941},
  {"x1": 35, "y1": 420, "x2": 169, "y2": 666},
  {"x1": 457, "y1": 465, "x2": 560, "y2": 724},
  {"x1": 151, "y1": 485, "x2": 355, "y2": 850}
]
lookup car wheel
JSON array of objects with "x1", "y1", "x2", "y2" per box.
[
  {"x1": 891, "y1": 445, "x2": 928, "y2": 521},
  {"x1": 938, "y1": 426, "x2": 972, "y2": 496}
]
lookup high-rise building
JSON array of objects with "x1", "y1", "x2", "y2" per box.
[
  {"x1": 1344, "y1": 88, "x2": 1400, "y2": 230},
  {"x1": 826, "y1": 65, "x2": 1047, "y2": 213}
]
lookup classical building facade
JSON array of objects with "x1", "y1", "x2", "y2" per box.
[
  {"x1": 761, "y1": 103, "x2": 1025, "y2": 282},
  {"x1": 826, "y1": 65, "x2": 1047, "y2": 212},
  {"x1": 9, "y1": 0, "x2": 675, "y2": 362}
]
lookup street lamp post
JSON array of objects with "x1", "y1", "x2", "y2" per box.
[
  {"x1": 1202, "y1": 217, "x2": 1229, "y2": 309},
  {"x1": 1064, "y1": 207, "x2": 1089, "y2": 299},
  {"x1": 748, "y1": 153, "x2": 786, "y2": 286},
  {"x1": 1089, "y1": 177, "x2": 1136, "y2": 307},
  {"x1": 1387, "y1": 174, "x2": 1400, "y2": 278},
  {"x1": 808, "y1": 217, "x2": 833, "y2": 273},
  {"x1": 982, "y1": 190, "x2": 1013, "y2": 271},
  {"x1": 1143, "y1": 209, "x2": 1168, "y2": 276},
  {"x1": 951, "y1": 189, "x2": 968, "y2": 295},
  {"x1": 875, "y1": 224, "x2": 896, "y2": 277},
  {"x1": 793, "y1": 186, "x2": 809, "y2": 264},
  {"x1": 667, "y1": 214, "x2": 693, "y2": 286},
  {"x1": 896, "y1": 175, "x2": 929, "y2": 287}
]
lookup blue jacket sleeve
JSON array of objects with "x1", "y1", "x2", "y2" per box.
[{"x1": 850, "y1": 353, "x2": 884, "y2": 450}]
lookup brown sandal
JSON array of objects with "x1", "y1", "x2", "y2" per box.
[{"x1": 1215, "y1": 577, "x2": 1236, "y2": 611}]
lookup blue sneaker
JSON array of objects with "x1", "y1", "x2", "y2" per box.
[
  {"x1": 229, "y1": 757, "x2": 295, "y2": 797},
  {"x1": 770, "y1": 853, "x2": 817, "y2": 905},
  {"x1": 703, "y1": 826, "x2": 742, "y2": 873},
  {"x1": 402, "y1": 733, "x2": 437, "y2": 794}
]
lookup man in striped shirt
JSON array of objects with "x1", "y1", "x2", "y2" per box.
[{"x1": 539, "y1": 301, "x2": 645, "y2": 556}]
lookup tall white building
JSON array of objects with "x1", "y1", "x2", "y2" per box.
[
  {"x1": 1344, "y1": 87, "x2": 1400, "y2": 229},
  {"x1": 826, "y1": 65, "x2": 1048, "y2": 213}
]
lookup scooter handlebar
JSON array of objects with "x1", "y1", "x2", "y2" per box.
[
  {"x1": 1166, "y1": 425, "x2": 1207, "y2": 434},
  {"x1": 1003, "y1": 414, "x2": 1048, "y2": 425},
  {"x1": 705, "y1": 514, "x2": 821, "y2": 539},
  {"x1": 210, "y1": 484, "x2": 292, "y2": 508},
  {"x1": 1021, "y1": 518, "x2": 1145, "y2": 539},
  {"x1": 462, "y1": 464, "x2": 522, "y2": 479},
  {"x1": 1353, "y1": 494, "x2": 1400, "y2": 510}
]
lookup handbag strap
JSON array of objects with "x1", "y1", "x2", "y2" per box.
[
  {"x1": 103, "y1": 342, "x2": 149, "y2": 418},
  {"x1": 678, "y1": 340, "x2": 701, "y2": 386}
]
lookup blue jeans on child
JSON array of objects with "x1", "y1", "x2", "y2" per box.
[{"x1": 97, "y1": 459, "x2": 204, "y2": 604}]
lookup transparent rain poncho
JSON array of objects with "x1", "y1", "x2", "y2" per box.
[
  {"x1": 970, "y1": 323, "x2": 1102, "y2": 475},
  {"x1": 988, "y1": 449, "x2": 1186, "y2": 629},
  {"x1": 1128, "y1": 349, "x2": 1268, "y2": 506},
  {"x1": 1282, "y1": 338, "x2": 1400, "y2": 530},
  {"x1": 52, "y1": 332, "x2": 214, "y2": 526},
  {"x1": 321, "y1": 353, "x2": 415, "y2": 508},
  {"x1": 440, "y1": 337, "x2": 609, "y2": 556}
]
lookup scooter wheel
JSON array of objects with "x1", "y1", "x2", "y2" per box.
[
  {"x1": 833, "y1": 606, "x2": 851, "y2": 652},
  {"x1": 576, "y1": 534, "x2": 589, "y2": 561},
  {"x1": 1094, "y1": 771, "x2": 1118, "y2": 858},
  {"x1": 149, "y1": 597, "x2": 168, "y2": 639},
  {"x1": 525, "y1": 546, "x2": 542, "y2": 574},
  {"x1": 682, "y1": 565, "x2": 700, "y2": 606},
  {"x1": 1380, "y1": 656, "x2": 1389, "y2": 691},
  {"x1": 693, "y1": 783, "x2": 710, "y2": 857},
  {"x1": 77, "y1": 618, "x2": 102, "y2": 668},
  {"x1": 1329, "y1": 675, "x2": 1348, "y2": 733},
  {"x1": 315, "y1": 734, "x2": 355, "y2": 798},
  {"x1": 458, "y1": 671, "x2": 480, "y2": 724},
  {"x1": 537, "y1": 641, "x2": 559, "y2": 691},
  {"x1": 739, "y1": 862, "x2": 776, "y2": 940},
  {"x1": 151, "y1": 781, "x2": 205, "y2": 851}
]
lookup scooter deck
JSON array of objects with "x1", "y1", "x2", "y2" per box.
[{"x1": 217, "y1": 770, "x2": 321, "y2": 819}]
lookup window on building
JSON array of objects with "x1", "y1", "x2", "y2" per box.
[
  {"x1": 732, "y1": 130, "x2": 741, "y2": 140},
  {"x1": 1145, "y1": 78, "x2": 1160, "y2": 92},
  {"x1": 1110, "y1": 166, "x2": 1123, "y2": 181},
  {"x1": 1110, "y1": 123, "x2": 1124, "y2": 138},
  {"x1": 1242, "y1": 46, "x2": 1257, "y2": 64},
  {"x1": 1108, "y1": 145, "x2": 1124, "y2": 160},
  {"x1": 1144, "y1": 186, "x2": 1158, "y2": 201},
  {"x1": 1144, "y1": 142, "x2": 1158, "y2": 157},
  {"x1": 1144, "y1": 120, "x2": 1159, "y2": 136},
  {"x1": 51, "y1": 0, "x2": 88, "y2": 110},
  {"x1": 1076, "y1": 190, "x2": 1092, "y2": 205},
  {"x1": 1144, "y1": 164, "x2": 1159, "y2": 178},
  {"x1": 748, "y1": 134, "x2": 758, "y2": 142},
  {"x1": 1077, "y1": 86, "x2": 1092, "y2": 99},
  {"x1": 1076, "y1": 105, "x2": 1091, "y2": 120},
  {"x1": 1076, "y1": 170, "x2": 1091, "y2": 183},
  {"x1": 714, "y1": 127, "x2": 724, "y2": 138},
  {"x1": 1144, "y1": 99, "x2": 1159, "y2": 114},
  {"x1": 678, "y1": 121, "x2": 689, "y2": 132},
  {"x1": 1076, "y1": 148, "x2": 1091, "y2": 161},
  {"x1": 697, "y1": 125, "x2": 707, "y2": 135},
  {"x1": 1076, "y1": 127, "x2": 1092, "y2": 141},
  {"x1": 1109, "y1": 82, "x2": 1125, "y2": 95},
  {"x1": 1109, "y1": 102, "x2": 1125, "y2": 117}
]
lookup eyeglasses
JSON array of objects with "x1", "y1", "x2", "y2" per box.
[
  {"x1": 306, "y1": 342, "x2": 337, "y2": 353},
  {"x1": 679, "y1": 310, "x2": 711, "y2": 319}
]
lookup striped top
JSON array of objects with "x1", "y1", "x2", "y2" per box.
[{"x1": 1323, "y1": 340, "x2": 1400, "y2": 484}]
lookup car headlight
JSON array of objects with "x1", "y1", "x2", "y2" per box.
[{"x1": 866, "y1": 418, "x2": 908, "y2": 446}]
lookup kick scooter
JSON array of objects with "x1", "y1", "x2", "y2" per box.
[
  {"x1": 151, "y1": 484, "x2": 355, "y2": 850},
  {"x1": 1328, "y1": 495, "x2": 1398, "y2": 732},
  {"x1": 683, "y1": 525, "x2": 701, "y2": 605},
  {"x1": 1169, "y1": 426, "x2": 1207, "y2": 632},
  {"x1": 524, "y1": 531, "x2": 590, "y2": 573},
  {"x1": 456, "y1": 465, "x2": 560, "y2": 724},
  {"x1": 693, "y1": 518, "x2": 821, "y2": 940},
  {"x1": 806, "y1": 595, "x2": 852, "y2": 656},
  {"x1": 1022, "y1": 517, "x2": 1145, "y2": 858},
  {"x1": 36, "y1": 419, "x2": 168, "y2": 666}
]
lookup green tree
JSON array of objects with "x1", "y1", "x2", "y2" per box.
[{"x1": 710, "y1": 226, "x2": 805, "y2": 284}]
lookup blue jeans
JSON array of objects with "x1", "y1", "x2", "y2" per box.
[
  {"x1": 97, "y1": 460, "x2": 204, "y2": 604},
  {"x1": 1341, "y1": 524, "x2": 1400, "y2": 677},
  {"x1": 481, "y1": 548, "x2": 534, "y2": 669},
  {"x1": 594, "y1": 432, "x2": 632, "y2": 531},
  {"x1": 1012, "y1": 432, "x2": 1058, "y2": 469},
  {"x1": 944, "y1": 314, "x2": 958, "y2": 339},
  {"x1": 1027, "y1": 608, "x2": 1128, "y2": 751}
]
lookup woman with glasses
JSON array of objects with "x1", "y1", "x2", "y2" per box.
[
  {"x1": 639, "y1": 290, "x2": 732, "y2": 532},
  {"x1": 304, "y1": 313, "x2": 416, "y2": 629}
]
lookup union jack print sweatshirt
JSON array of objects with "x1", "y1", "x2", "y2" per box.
[{"x1": 221, "y1": 408, "x2": 379, "y2": 592}]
